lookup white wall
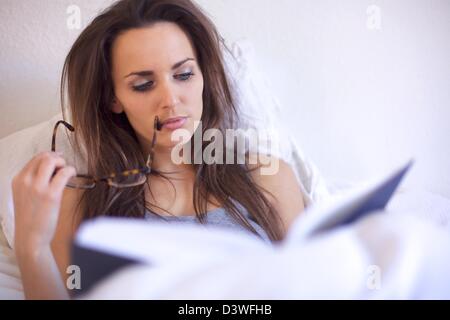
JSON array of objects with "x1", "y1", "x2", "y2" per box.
[{"x1": 1, "y1": 0, "x2": 449, "y2": 197}]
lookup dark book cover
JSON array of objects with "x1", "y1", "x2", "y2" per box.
[{"x1": 70, "y1": 241, "x2": 141, "y2": 297}]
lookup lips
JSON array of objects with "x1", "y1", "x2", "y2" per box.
[{"x1": 159, "y1": 116, "x2": 188, "y2": 130}]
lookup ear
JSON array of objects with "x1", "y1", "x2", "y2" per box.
[{"x1": 111, "y1": 98, "x2": 124, "y2": 114}]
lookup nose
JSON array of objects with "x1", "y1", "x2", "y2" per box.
[{"x1": 158, "y1": 79, "x2": 180, "y2": 111}]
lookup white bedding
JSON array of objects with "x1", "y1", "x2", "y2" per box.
[
  {"x1": 81, "y1": 205, "x2": 450, "y2": 300},
  {"x1": 0, "y1": 226, "x2": 23, "y2": 300},
  {"x1": 1, "y1": 187, "x2": 449, "y2": 300}
]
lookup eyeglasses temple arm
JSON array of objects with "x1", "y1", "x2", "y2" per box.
[
  {"x1": 146, "y1": 117, "x2": 159, "y2": 168},
  {"x1": 52, "y1": 120, "x2": 75, "y2": 152}
]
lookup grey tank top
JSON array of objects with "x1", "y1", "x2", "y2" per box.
[{"x1": 144, "y1": 206, "x2": 271, "y2": 243}]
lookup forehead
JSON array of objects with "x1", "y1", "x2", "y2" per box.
[{"x1": 111, "y1": 22, "x2": 196, "y2": 75}]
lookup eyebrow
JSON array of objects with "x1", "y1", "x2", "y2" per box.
[{"x1": 124, "y1": 58, "x2": 195, "y2": 78}]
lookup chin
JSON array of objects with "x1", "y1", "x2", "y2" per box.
[{"x1": 160, "y1": 132, "x2": 194, "y2": 149}]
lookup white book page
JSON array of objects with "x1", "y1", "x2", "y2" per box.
[
  {"x1": 284, "y1": 160, "x2": 414, "y2": 244},
  {"x1": 75, "y1": 217, "x2": 274, "y2": 269}
]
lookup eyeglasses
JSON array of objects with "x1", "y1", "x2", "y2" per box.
[{"x1": 51, "y1": 118, "x2": 158, "y2": 189}]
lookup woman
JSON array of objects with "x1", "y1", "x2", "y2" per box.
[{"x1": 11, "y1": 0, "x2": 304, "y2": 299}]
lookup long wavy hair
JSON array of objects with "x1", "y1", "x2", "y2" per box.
[{"x1": 60, "y1": 0, "x2": 284, "y2": 241}]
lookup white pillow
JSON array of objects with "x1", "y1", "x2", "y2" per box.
[
  {"x1": 0, "y1": 222, "x2": 23, "y2": 299},
  {"x1": 0, "y1": 113, "x2": 88, "y2": 248},
  {"x1": 222, "y1": 39, "x2": 330, "y2": 204},
  {"x1": 0, "y1": 40, "x2": 330, "y2": 249}
]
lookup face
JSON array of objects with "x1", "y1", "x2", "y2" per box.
[{"x1": 111, "y1": 22, "x2": 204, "y2": 154}]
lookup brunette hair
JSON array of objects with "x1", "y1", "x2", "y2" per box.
[{"x1": 61, "y1": 0, "x2": 284, "y2": 241}]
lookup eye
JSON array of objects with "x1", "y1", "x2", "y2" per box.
[
  {"x1": 131, "y1": 72, "x2": 195, "y2": 93},
  {"x1": 176, "y1": 72, "x2": 195, "y2": 81},
  {"x1": 132, "y1": 81, "x2": 153, "y2": 92}
]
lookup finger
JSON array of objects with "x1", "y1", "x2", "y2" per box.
[
  {"x1": 33, "y1": 152, "x2": 66, "y2": 177},
  {"x1": 15, "y1": 152, "x2": 63, "y2": 186},
  {"x1": 48, "y1": 166, "x2": 77, "y2": 196},
  {"x1": 34, "y1": 156, "x2": 67, "y2": 189},
  {"x1": 19, "y1": 152, "x2": 63, "y2": 178}
]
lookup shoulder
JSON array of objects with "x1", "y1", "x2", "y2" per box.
[
  {"x1": 247, "y1": 153, "x2": 305, "y2": 234},
  {"x1": 247, "y1": 154, "x2": 298, "y2": 194}
]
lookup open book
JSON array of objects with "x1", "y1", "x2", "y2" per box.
[{"x1": 70, "y1": 160, "x2": 414, "y2": 296}]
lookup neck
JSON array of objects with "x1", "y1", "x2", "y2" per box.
[
  {"x1": 137, "y1": 129, "x2": 195, "y2": 180},
  {"x1": 139, "y1": 141, "x2": 194, "y2": 181},
  {"x1": 154, "y1": 147, "x2": 193, "y2": 174}
]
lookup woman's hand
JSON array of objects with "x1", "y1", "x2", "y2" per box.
[{"x1": 11, "y1": 151, "x2": 77, "y2": 258}]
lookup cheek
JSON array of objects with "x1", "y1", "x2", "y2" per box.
[
  {"x1": 119, "y1": 92, "x2": 153, "y2": 116},
  {"x1": 189, "y1": 77, "x2": 204, "y2": 118}
]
